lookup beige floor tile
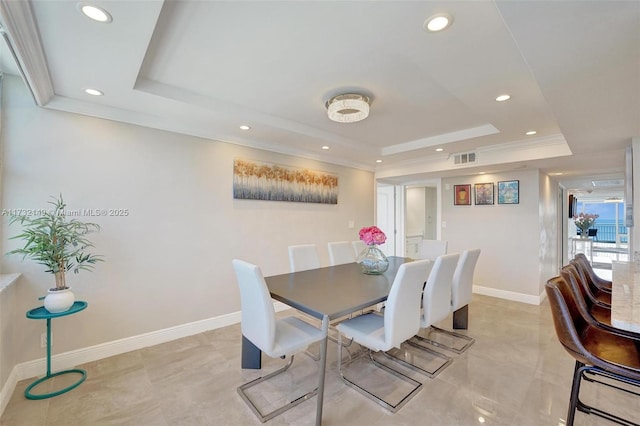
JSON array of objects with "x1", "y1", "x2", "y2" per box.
[{"x1": 2, "y1": 294, "x2": 637, "y2": 425}]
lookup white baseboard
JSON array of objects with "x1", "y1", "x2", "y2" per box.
[
  {"x1": 0, "y1": 367, "x2": 17, "y2": 417},
  {"x1": 0, "y1": 301, "x2": 291, "y2": 418},
  {"x1": 473, "y1": 285, "x2": 545, "y2": 305}
]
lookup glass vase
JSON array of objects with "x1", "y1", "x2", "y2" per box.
[{"x1": 357, "y1": 244, "x2": 390, "y2": 275}]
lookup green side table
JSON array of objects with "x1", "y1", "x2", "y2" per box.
[{"x1": 24, "y1": 301, "x2": 88, "y2": 400}]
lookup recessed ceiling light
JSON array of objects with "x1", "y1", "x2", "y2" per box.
[
  {"x1": 435, "y1": 148, "x2": 444, "y2": 152},
  {"x1": 239, "y1": 125, "x2": 250, "y2": 130},
  {"x1": 77, "y1": 3, "x2": 113, "y2": 23},
  {"x1": 479, "y1": 172, "x2": 486, "y2": 175},
  {"x1": 495, "y1": 94, "x2": 511, "y2": 102},
  {"x1": 424, "y1": 13, "x2": 453, "y2": 32},
  {"x1": 525, "y1": 130, "x2": 537, "y2": 136},
  {"x1": 376, "y1": 159, "x2": 383, "y2": 163},
  {"x1": 321, "y1": 146, "x2": 330, "y2": 150},
  {"x1": 84, "y1": 88, "x2": 103, "y2": 96}
]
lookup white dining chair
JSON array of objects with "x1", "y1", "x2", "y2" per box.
[
  {"x1": 416, "y1": 239, "x2": 448, "y2": 260},
  {"x1": 336, "y1": 259, "x2": 432, "y2": 412},
  {"x1": 328, "y1": 241, "x2": 356, "y2": 266},
  {"x1": 420, "y1": 249, "x2": 479, "y2": 354},
  {"x1": 232, "y1": 259, "x2": 326, "y2": 422},
  {"x1": 288, "y1": 244, "x2": 321, "y2": 272},
  {"x1": 352, "y1": 240, "x2": 366, "y2": 259},
  {"x1": 402, "y1": 253, "x2": 459, "y2": 375}
]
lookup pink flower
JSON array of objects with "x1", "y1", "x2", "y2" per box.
[{"x1": 359, "y1": 226, "x2": 387, "y2": 246}]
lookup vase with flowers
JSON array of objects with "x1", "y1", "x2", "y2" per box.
[
  {"x1": 573, "y1": 212, "x2": 599, "y2": 239},
  {"x1": 356, "y1": 226, "x2": 389, "y2": 275}
]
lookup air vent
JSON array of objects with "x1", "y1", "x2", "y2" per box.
[
  {"x1": 592, "y1": 179, "x2": 623, "y2": 187},
  {"x1": 453, "y1": 152, "x2": 477, "y2": 165}
]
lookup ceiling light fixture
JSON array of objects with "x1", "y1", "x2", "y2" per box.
[
  {"x1": 525, "y1": 130, "x2": 537, "y2": 136},
  {"x1": 495, "y1": 94, "x2": 511, "y2": 102},
  {"x1": 325, "y1": 94, "x2": 370, "y2": 123},
  {"x1": 424, "y1": 13, "x2": 453, "y2": 32},
  {"x1": 322, "y1": 146, "x2": 330, "y2": 150},
  {"x1": 77, "y1": 4, "x2": 113, "y2": 23},
  {"x1": 376, "y1": 159, "x2": 383, "y2": 163},
  {"x1": 435, "y1": 148, "x2": 444, "y2": 152},
  {"x1": 239, "y1": 125, "x2": 250, "y2": 130},
  {"x1": 84, "y1": 88, "x2": 103, "y2": 96}
]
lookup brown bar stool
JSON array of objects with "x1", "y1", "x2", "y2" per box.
[
  {"x1": 572, "y1": 252, "x2": 612, "y2": 293},
  {"x1": 545, "y1": 275, "x2": 640, "y2": 425}
]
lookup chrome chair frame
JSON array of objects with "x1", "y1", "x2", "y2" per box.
[
  {"x1": 337, "y1": 335, "x2": 423, "y2": 413},
  {"x1": 237, "y1": 355, "x2": 318, "y2": 423}
]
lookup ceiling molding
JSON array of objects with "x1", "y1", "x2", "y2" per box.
[
  {"x1": 0, "y1": 0, "x2": 54, "y2": 106},
  {"x1": 381, "y1": 124, "x2": 500, "y2": 156},
  {"x1": 375, "y1": 133, "x2": 571, "y2": 181}
]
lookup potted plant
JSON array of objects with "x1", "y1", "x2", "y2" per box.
[{"x1": 7, "y1": 194, "x2": 103, "y2": 312}]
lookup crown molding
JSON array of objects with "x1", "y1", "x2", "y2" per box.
[{"x1": 0, "y1": 0, "x2": 54, "y2": 105}]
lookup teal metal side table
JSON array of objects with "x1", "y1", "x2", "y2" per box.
[{"x1": 25, "y1": 301, "x2": 88, "y2": 400}]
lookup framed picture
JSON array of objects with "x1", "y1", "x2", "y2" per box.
[
  {"x1": 454, "y1": 184, "x2": 471, "y2": 205},
  {"x1": 474, "y1": 183, "x2": 494, "y2": 205},
  {"x1": 498, "y1": 180, "x2": 519, "y2": 204},
  {"x1": 233, "y1": 158, "x2": 338, "y2": 204}
]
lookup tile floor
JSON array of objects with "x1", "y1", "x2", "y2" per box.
[{"x1": 2, "y1": 294, "x2": 639, "y2": 426}]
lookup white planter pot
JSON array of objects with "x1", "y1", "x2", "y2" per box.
[{"x1": 44, "y1": 287, "x2": 75, "y2": 313}]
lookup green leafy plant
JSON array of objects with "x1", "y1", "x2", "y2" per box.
[{"x1": 7, "y1": 194, "x2": 103, "y2": 290}]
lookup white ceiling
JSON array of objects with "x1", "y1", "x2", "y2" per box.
[{"x1": 0, "y1": 1, "x2": 638, "y2": 198}]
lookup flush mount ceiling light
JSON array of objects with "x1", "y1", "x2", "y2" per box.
[
  {"x1": 424, "y1": 13, "x2": 453, "y2": 32},
  {"x1": 495, "y1": 94, "x2": 511, "y2": 102},
  {"x1": 77, "y1": 3, "x2": 113, "y2": 23},
  {"x1": 325, "y1": 94, "x2": 370, "y2": 123},
  {"x1": 525, "y1": 130, "x2": 537, "y2": 136},
  {"x1": 239, "y1": 125, "x2": 251, "y2": 130}
]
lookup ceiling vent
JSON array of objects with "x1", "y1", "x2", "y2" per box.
[
  {"x1": 592, "y1": 179, "x2": 624, "y2": 187},
  {"x1": 453, "y1": 151, "x2": 477, "y2": 166}
]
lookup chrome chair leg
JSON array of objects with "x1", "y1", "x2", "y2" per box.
[
  {"x1": 237, "y1": 355, "x2": 318, "y2": 423},
  {"x1": 412, "y1": 325, "x2": 475, "y2": 354},
  {"x1": 385, "y1": 341, "x2": 452, "y2": 378},
  {"x1": 337, "y1": 334, "x2": 423, "y2": 413}
]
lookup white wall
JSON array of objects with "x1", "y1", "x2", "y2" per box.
[
  {"x1": 0, "y1": 75, "x2": 374, "y2": 365},
  {"x1": 441, "y1": 170, "x2": 542, "y2": 299}
]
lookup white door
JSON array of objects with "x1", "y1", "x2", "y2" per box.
[{"x1": 377, "y1": 184, "x2": 396, "y2": 257}]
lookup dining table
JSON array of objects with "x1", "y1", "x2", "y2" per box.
[{"x1": 241, "y1": 256, "x2": 412, "y2": 426}]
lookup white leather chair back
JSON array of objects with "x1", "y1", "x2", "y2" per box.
[
  {"x1": 384, "y1": 259, "x2": 432, "y2": 349},
  {"x1": 417, "y1": 239, "x2": 448, "y2": 260},
  {"x1": 422, "y1": 253, "x2": 460, "y2": 327},
  {"x1": 288, "y1": 244, "x2": 321, "y2": 272},
  {"x1": 352, "y1": 240, "x2": 366, "y2": 258},
  {"x1": 328, "y1": 241, "x2": 356, "y2": 265},
  {"x1": 232, "y1": 259, "x2": 276, "y2": 354},
  {"x1": 452, "y1": 249, "x2": 481, "y2": 311}
]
